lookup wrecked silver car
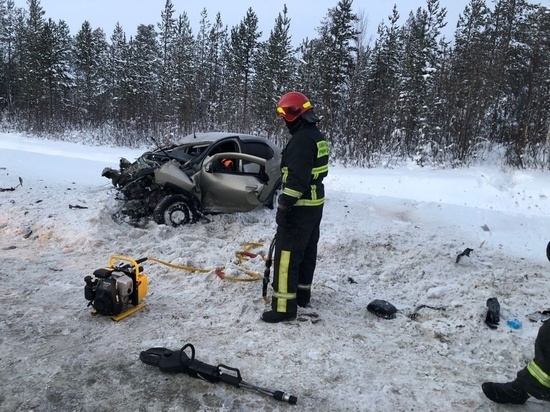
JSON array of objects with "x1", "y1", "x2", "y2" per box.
[{"x1": 102, "y1": 132, "x2": 282, "y2": 226}]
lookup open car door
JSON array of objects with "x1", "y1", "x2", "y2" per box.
[{"x1": 198, "y1": 153, "x2": 268, "y2": 213}]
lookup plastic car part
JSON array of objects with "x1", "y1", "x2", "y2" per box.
[{"x1": 153, "y1": 194, "x2": 197, "y2": 227}]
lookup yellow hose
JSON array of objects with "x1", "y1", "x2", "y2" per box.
[
  {"x1": 144, "y1": 242, "x2": 266, "y2": 282},
  {"x1": 146, "y1": 256, "x2": 210, "y2": 273}
]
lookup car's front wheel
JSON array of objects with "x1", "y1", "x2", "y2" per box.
[{"x1": 153, "y1": 194, "x2": 197, "y2": 226}]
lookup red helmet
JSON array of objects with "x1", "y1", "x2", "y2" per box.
[{"x1": 276, "y1": 92, "x2": 313, "y2": 122}]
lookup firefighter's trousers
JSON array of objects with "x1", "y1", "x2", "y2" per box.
[{"x1": 271, "y1": 205, "x2": 323, "y2": 314}]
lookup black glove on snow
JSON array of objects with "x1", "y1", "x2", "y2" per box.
[{"x1": 485, "y1": 297, "x2": 500, "y2": 329}]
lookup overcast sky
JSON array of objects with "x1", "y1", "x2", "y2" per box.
[{"x1": 12, "y1": 0, "x2": 549, "y2": 44}]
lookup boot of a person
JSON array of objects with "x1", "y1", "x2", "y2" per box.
[
  {"x1": 261, "y1": 310, "x2": 296, "y2": 323},
  {"x1": 297, "y1": 289, "x2": 311, "y2": 308},
  {"x1": 481, "y1": 382, "x2": 530, "y2": 404}
]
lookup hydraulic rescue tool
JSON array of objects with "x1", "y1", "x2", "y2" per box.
[{"x1": 140, "y1": 343, "x2": 297, "y2": 405}]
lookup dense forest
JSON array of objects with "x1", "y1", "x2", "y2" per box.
[{"x1": 0, "y1": 0, "x2": 549, "y2": 168}]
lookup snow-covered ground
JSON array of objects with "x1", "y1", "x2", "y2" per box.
[{"x1": 1, "y1": 132, "x2": 549, "y2": 411}]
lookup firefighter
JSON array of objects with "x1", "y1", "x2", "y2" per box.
[
  {"x1": 261, "y1": 91, "x2": 329, "y2": 323},
  {"x1": 482, "y1": 320, "x2": 550, "y2": 404}
]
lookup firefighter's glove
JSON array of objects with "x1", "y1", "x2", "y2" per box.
[{"x1": 276, "y1": 204, "x2": 288, "y2": 226}]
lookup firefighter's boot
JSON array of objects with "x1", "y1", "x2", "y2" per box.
[
  {"x1": 261, "y1": 310, "x2": 296, "y2": 323},
  {"x1": 482, "y1": 382, "x2": 530, "y2": 404}
]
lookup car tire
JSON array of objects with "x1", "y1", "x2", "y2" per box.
[{"x1": 153, "y1": 194, "x2": 197, "y2": 226}]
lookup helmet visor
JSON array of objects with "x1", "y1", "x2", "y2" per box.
[{"x1": 276, "y1": 101, "x2": 312, "y2": 122}]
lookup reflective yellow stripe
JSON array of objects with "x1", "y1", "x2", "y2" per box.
[
  {"x1": 310, "y1": 185, "x2": 317, "y2": 201},
  {"x1": 295, "y1": 198, "x2": 324, "y2": 206},
  {"x1": 281, "y1": 167, "x2": 288, "y2": 183},
  {"x1": 281, "y1": 165, "x2": 327, "y2": 180},
  {"x1": 312, "y1": 164, "x2": 328, "y2": 179},
  {"x1": 276, "y1": 250, "x2": 291, "y2": 312},
  {"x1": 528, "y1": 361, "x2": 550, "y2": 388},
  {"x1": 282, "y1": 187, "x2": 302, "y2": 199},
  {"x1": 273, "y1": 291, "x2": 297, "y2": 300}
]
